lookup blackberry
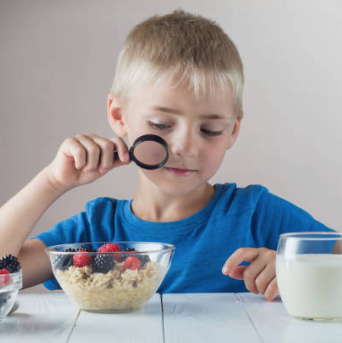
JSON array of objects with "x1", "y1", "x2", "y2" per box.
[
  {"x1": 138, "y1": 254, "x2": 150, "y2": 266},
  {"x1": 77, "y1": 246, "x2": 96, "y2": 253},
  {"x1": 54, "y1": 255, "x2": 73, "y2": 271},
  {"x1": 124, "y1": 247, "x2": 136, "y2": 252},
  {"x1": 53, "y1": 248, "x2": 77, "y2": 271},
  {"x1": 92, "y1": 254, "x2": 115, "y2": 273},
  {"x1": 0, "y1": 254, "x2": 21, "y2": 273},
  {"x1": 122, "y1": 247, "x2": 150, "y2": 266},
  {"x1": 64, "y1": 248, "x2": 77, "y2": 253}
]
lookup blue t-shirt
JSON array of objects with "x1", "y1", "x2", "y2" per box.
[{"x1": 33, "y1": 183, "x2": 333, "y2": 293}]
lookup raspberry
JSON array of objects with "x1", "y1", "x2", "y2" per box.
[
  {"x1": 73, "y1": 252, "x2": 92, "y2": 268},
  {"x1": 98, "y1": 243, "x2": 121, "y2": 253},
  {"x1": 0, "y1": 268, "x2": 11, "y2": 287},
  {"x1": 93, "y1": 254, "x2": 115, "y2": 273},
  {"x1": 98, "y1": 243, "x2": 122, "y2": 262},
  {"x1": 122, "y1": 248, "x2": 150, "y2": 266},
  {"x1": 123, "y1": 256, "x2": 142, "y2": 271},
  {"x1": 122, "y1": 247, "x2": 136, "y2": 262}
]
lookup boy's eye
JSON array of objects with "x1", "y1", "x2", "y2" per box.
[
  {"x1": 201, "y1": 128, "x2": 224, "y2": 136},
  {"x1": 148, "y1": 122, "x2": 172, "y2": 130}
]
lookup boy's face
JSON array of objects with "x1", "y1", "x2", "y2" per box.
[{"x1": 109, "y1": 80, "x2": 242, "y2": 195}]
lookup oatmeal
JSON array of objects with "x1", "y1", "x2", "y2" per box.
[{"x1": 55, "y1": 260, "x2": 164, "y2": 311}]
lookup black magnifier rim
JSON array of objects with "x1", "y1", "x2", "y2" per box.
[{"x1": 129, "y1": 134, "x2": 169, "y2": 170}]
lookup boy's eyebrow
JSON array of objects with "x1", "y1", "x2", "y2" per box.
[
  {"x1": 152, "y1": 106, "x2": 229, "y2": 120},
  {"x1": 152, "y1": 106, "x2": 182, "y2": 115}
]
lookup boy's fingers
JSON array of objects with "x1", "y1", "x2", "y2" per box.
[
  {"x1": 61, "y1": 137, "x2": 86, "y2": 170},
  {"x1": 109, "y1": 137, "x2": 130, "y2": 163},
  {"x1": 263, "y1": 278, "x2": 278, "y2": 301},
  {"x1": 254, "y1": 264, "x2": 276, "y2": 295},
  {"x1": 242, "y1": 259, "x2": 268, "y2": 294},
  {"x1": 88, "y1": 134, "x2": 115, "y2": 171},
  {"x1": 228, "y1": 265, "x2": 246, "y2": 280},
  {"x1": 222, "y1": 248, "x2": 277, "y2": 298},
  {"x1": 222, "y1": 248, "x2": 260, "y2": 275},
  {"x1": 75, "y1": 134, "x2": 101, "y2": 172},
  {"x1": 84, "y1": 134, "x2": 130, "y2": 171},
  {"x1": 229, "y1": 262, "x2": 274, "y2": 295},
  {"x1": 226, "y1": 263, "x2": 260, "y2": 294}
]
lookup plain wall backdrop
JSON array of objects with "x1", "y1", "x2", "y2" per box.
[{"x1": 1, "y1": 0, "x2": 341, "y2": 292}]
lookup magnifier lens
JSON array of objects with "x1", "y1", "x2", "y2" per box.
[
  {"x1": 113, "y1": 134, "x2": 168, "y2": 170},
  {"x1": 132, "y1": 140, "x2": 168, "y2": 166}
]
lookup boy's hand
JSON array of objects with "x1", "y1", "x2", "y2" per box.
[
  {"x1": 222, "y1": 248, "x2": 278, "y2": 301},
  {"x1": 46, "y1": 133, "x2": 130, "y2": 192}
]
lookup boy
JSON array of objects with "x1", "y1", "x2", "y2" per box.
[{"x1": 0, "y1": 10, "x2": 333, "y2": 301}]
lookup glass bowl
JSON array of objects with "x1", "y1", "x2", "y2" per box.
[
  {"x1": 46, "y1": 242, "x2": 175, "y2": 312},
  {"x1": 0, "y1": 269, "x2": 23, "y2": 321},
  {"x1": 276, "y1": 232, "x2": 342, "y2": 320}
]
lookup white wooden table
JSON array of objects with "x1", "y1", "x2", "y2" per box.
[{"x1": 1, "y1": 292, "x2": 342, "y2": 342}]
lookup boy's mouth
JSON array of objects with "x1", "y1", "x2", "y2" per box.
[{"x1": 164, "y1": 167, "x2": 197, "y2": 177}]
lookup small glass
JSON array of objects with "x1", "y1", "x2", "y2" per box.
[
  {"x1": 276, "y1": 232, "x2": 342, "y2": 320},
  {"x1": 0, "y1": 269, "x2": 23, "y2": 321}
]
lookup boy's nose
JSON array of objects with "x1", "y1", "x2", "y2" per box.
[{"x1": 170, "y1": 128, "x2": 199, "y2": 158}]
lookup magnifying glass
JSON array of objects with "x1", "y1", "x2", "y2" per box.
[{"x1": 114, "y1": 134, "x2": 169, "y2": 170}]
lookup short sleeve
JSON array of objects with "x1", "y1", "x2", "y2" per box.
[
  {"x1": 251, "y1": 187, "x2": 334, "y2": 250},
  {"x1": 31, "y1": 212, "x2": 91, "y2": 247},
  {"x1": 30, "y1": 197, "x2": 118, "y2": 290},
  {"x1": 30, "y1": 211, "x2": 90, "y2": 290}
]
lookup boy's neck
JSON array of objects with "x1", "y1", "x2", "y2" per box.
[{"x1": 131, "y1": 182, "x2": 215, "y2": 222}]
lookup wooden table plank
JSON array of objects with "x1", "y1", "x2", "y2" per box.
[
  {"x1": 237, "y1": 293, "x2": 342, "y2": 343},
  {"x1": 0, "y1": 292, "x2": 79, "y2": 343},
  {"x1": 163, "y1": 293, "x2": 263, "y2": 343},
  {"x1": 68, "y1": 294, "x2": 163, "y2": 343}
]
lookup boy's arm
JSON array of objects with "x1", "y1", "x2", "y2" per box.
[
  {"x1": 0, "y1": 133, "x2": 130, "y2": 289},
  {"x1": 19, "y1": 239, "x2": 55, "y2": 289},
  {"x1": 0, "y1": 168, "x2": 64, "y2": 257},
  {"x1": 0, "y1": 168, "x2": 65, "y2": 288}
]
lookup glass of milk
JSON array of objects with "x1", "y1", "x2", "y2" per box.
[{"x1": 276, "y1": 232, "x2": 342, "y2": 320}]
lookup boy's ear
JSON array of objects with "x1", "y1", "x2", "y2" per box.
[
  {"x1": 226, "y1": 112, "x2": 243, "y2": 150},
  {"x1": 107, "y1": 94, "x2": 127, "y2": 137}
]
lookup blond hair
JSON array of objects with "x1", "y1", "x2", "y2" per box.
[{"x1": 111, "y1": 10, "x2": 244, "y2": 117}]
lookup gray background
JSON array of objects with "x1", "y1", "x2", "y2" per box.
[{"x1": 1, "y1": 0, "x2": 341, "y2": 292}]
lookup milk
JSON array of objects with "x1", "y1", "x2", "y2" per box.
[{"x1": 276, "y1": 254, "x2": 342, "y2": 319}]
